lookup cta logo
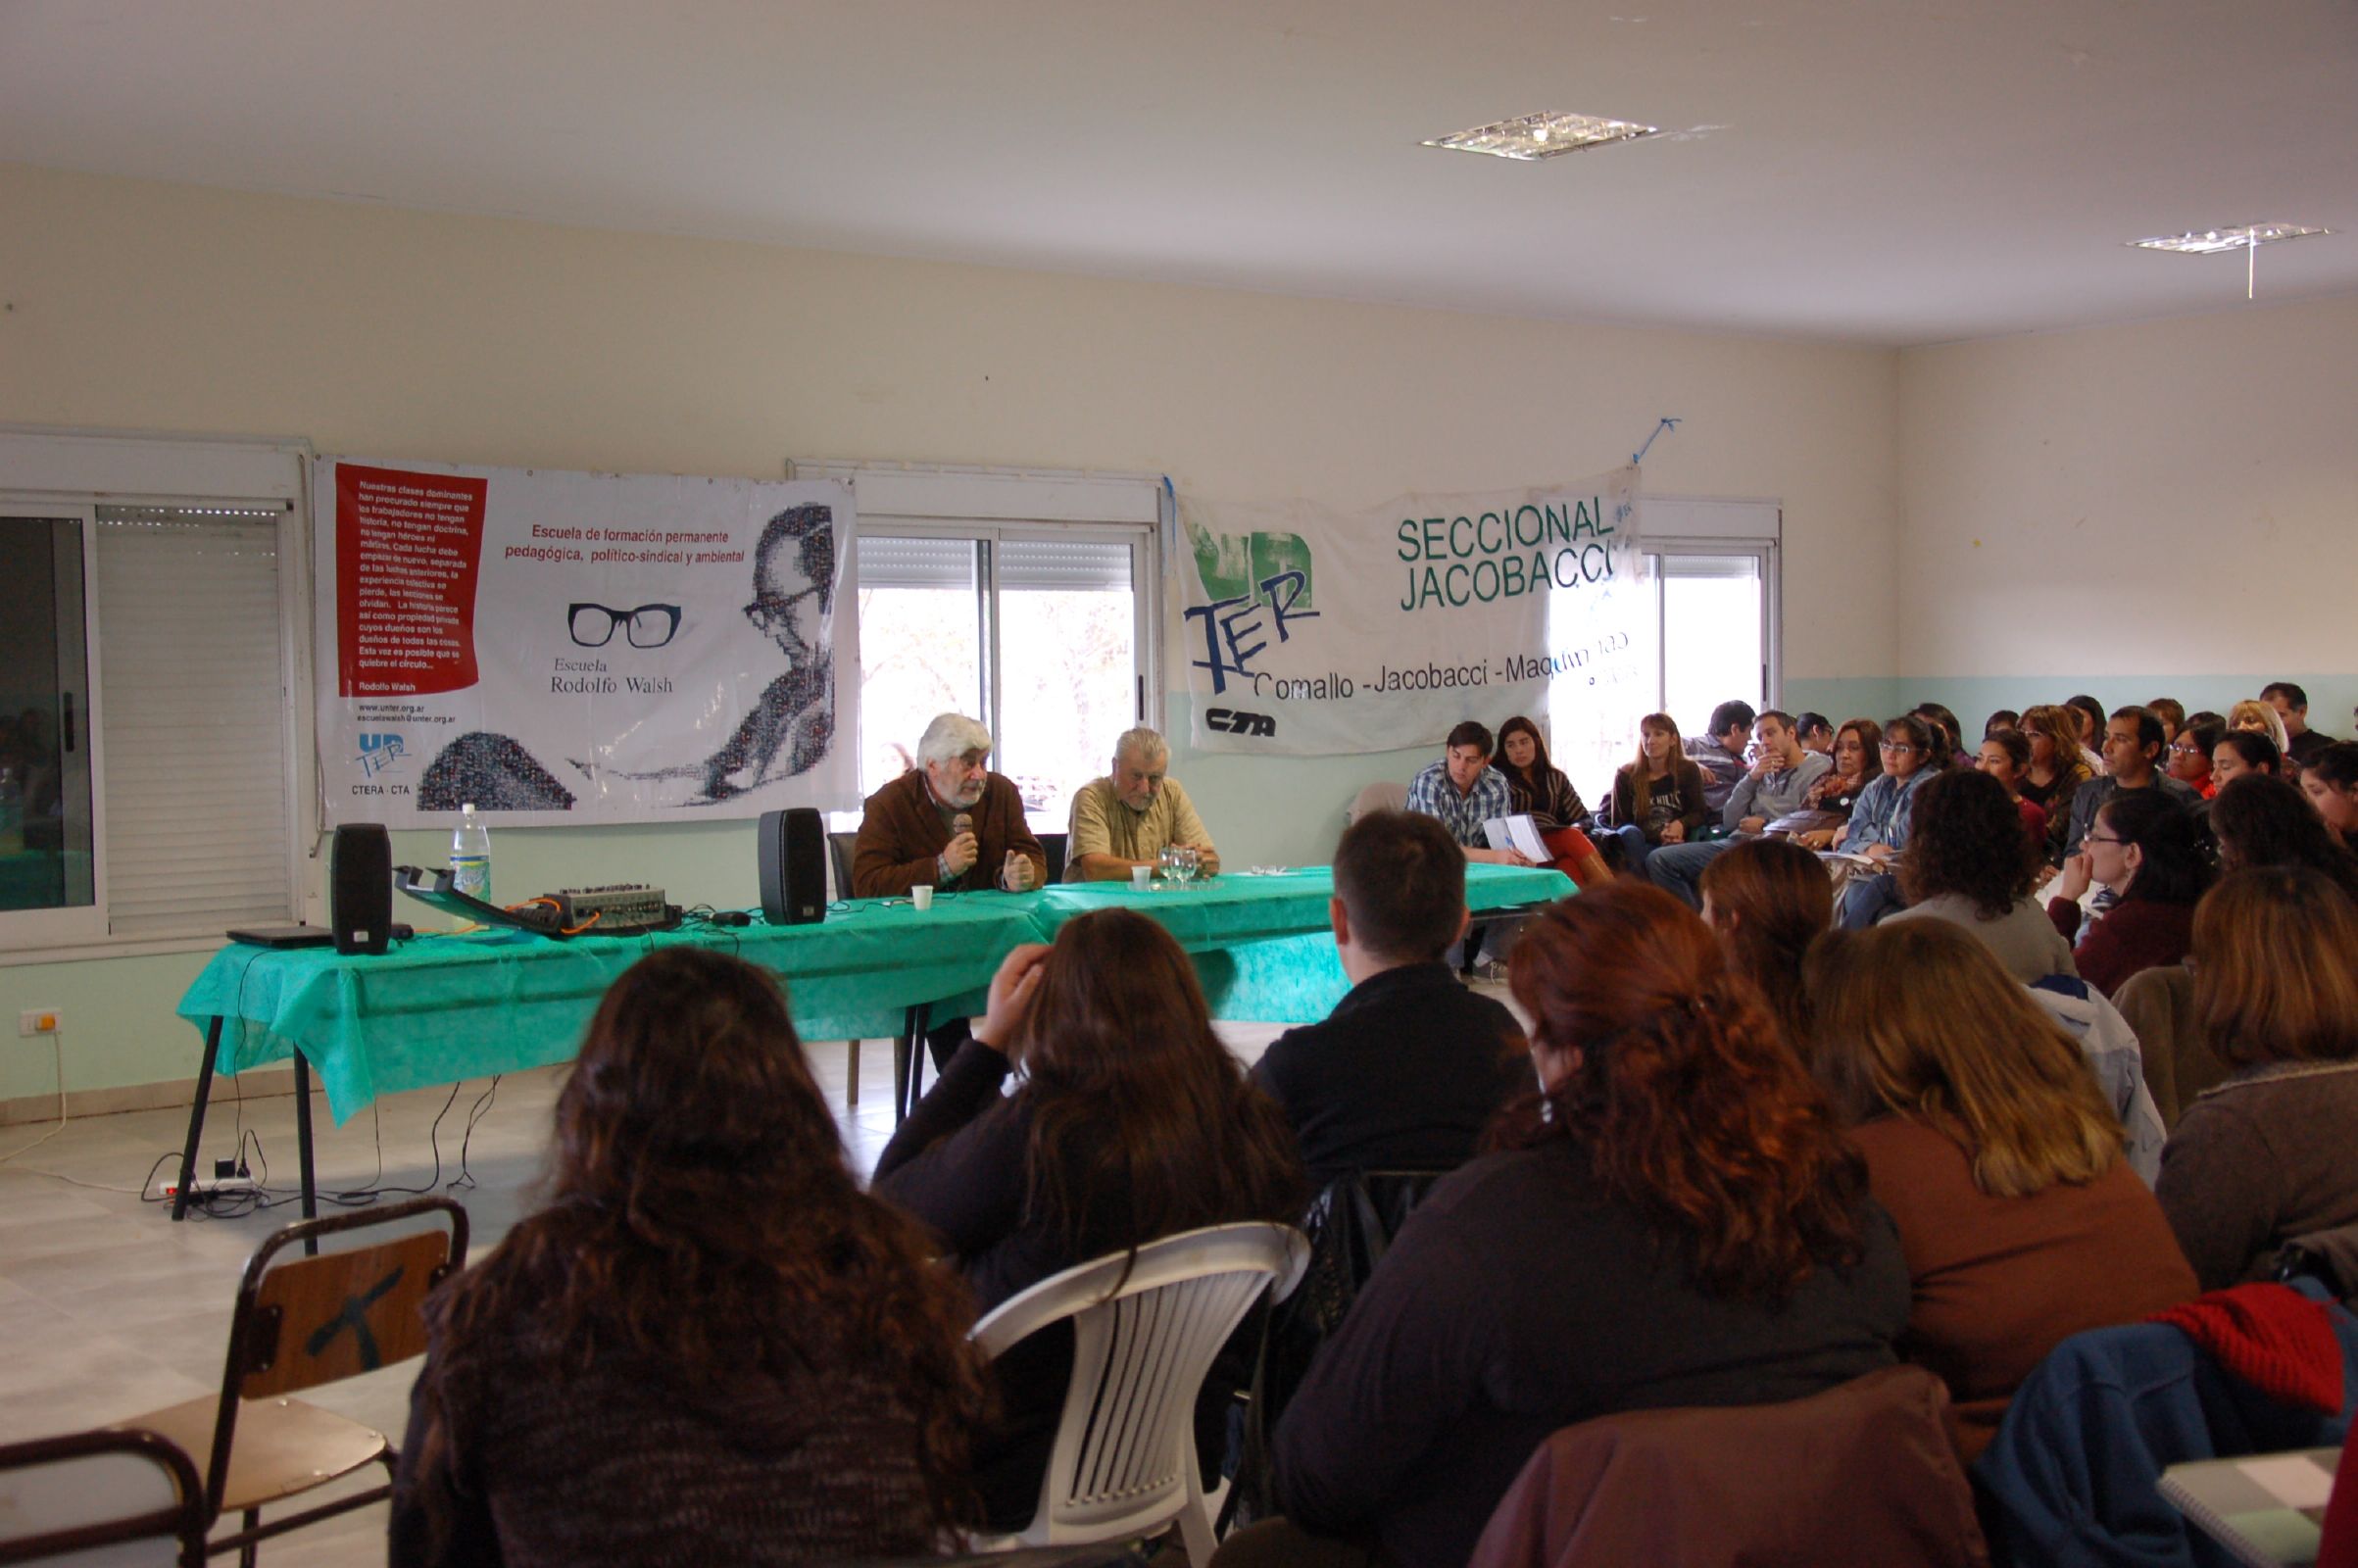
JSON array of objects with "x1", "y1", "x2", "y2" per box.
[
  {"x1": 1205, "y1": 708, "x2": 1276, "y2": 738},
  {"x1": 356, "y1": 733, "x2": 409, "y2": 777}
]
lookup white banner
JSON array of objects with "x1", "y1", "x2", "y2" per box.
[
  {"x1": 1177, "y1": 469, "x2": 1652, "y2": 769},
  {"x1": 314, "y1": 458, "x2": 859, "y2": 828}
]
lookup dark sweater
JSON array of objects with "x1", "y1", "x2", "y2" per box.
[
  {"x1": 390, "y1": 1319, "x2": 942, "y2": 1568},
  {"x1": 1609, "y1": 759, "x2": 1709, "y2": 843},
  {"x1": 2156, "y1": 1057, "x2": 2358, "y2": 1289},
  {"x1": 851, "y1": 768, "x2": 1046, "y2": 898},
  {"x1": 1270, "y1": 1138, "x2": 1909, "y2": 1568},
  {"x1": 2045, "y1": 896, "x2": 2196, "y2": 999},
  {"x1": 1250, "y1": 961, "x2": 1529, "y2": 1190}
]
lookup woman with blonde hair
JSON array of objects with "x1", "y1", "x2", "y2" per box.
[
  {"x1": 1605, "y1": 712, "x2": 1707, "y2": 877},
  {"x1": 2229, "y1": 698, "x2": 2293, "y2": 760},
  {"x1": 2156, "y1": 867, "x2": 2358, "y2": 1288},
  {"x1": 1808, "y1": 920, "x2": 2196, "y2": 1460},
  {"x1": 2018, "y1": 704, "x2": 2090, "y2": 860}
]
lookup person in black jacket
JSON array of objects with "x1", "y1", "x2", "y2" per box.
[
  {"x1": 871, "y1": 907, "x2": 1303, "y2": 1532},
  {"x1": 1250, "y1": 809, "x2": 1531, "y2": 1190}
]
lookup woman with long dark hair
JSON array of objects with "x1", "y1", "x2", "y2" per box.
[
  {"x1": 873, "y1": 907, "x2": 1304, "y2": 1530},
  {"x1": 1808, "y1": 921, "x2": 2194, "y2": 1460},
  {"x1": 392, "y1": 949, "x2": 991, "y2": 1567},
  {"x1": 1699, "y1": 835, "x2": 1833, "y2": 1050},
  {"x1": 1792, "y1": 717, "x2": 1882, "y2": 850},
  {"x1": 1262, "y1": 883, "x2": 1905, "y2": 1568},
  {"x1": 2044, "y1": 788, "x2": 2212, "y2": 996},
  {"x1": 1887, "y1": 767, "x2": 2075, "y2": 983},
  {"x1": 2211, "y1": 728, "x2": 2283, "y2": 788},
  {"x1": 2209, "y1": 772, "x2": 2358, "y2": 903},
  {"x1": 2301, "y1": 741, "x2": 2358, "y2": 848},
  {"x1": 1606, "y1": 712, "x2": 1708, "y2": 876},
  {"x1": 1492, "y1": 714, "x2": 1611, "y2": 886}
]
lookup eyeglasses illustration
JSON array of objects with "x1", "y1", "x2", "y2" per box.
[
  {"x1": 744, "y1": 583, "x2": 824, "y2": 632},
  {"x1": 568, "y1": 603, "x2": 682, "y2": 649}
]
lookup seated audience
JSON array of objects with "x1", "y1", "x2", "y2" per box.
[
  {"x1": 2045, "y1": 789, "x2": 2211, "y2": 997},
  {"x1": 1885, "y1": 768, "x2": 2076, "y2": 982},
  {"x1": 1065, "y1": 725, "x2": 1218, "y2": 881},
  {"x1": 1683, "y1": 699, "x2": 1757, "y2": 815},
  {"x1": 1792, "y1": 717, "x2": 1883, "y2": 847},
  {"x1": 2167, "y1": 715, "x2": 2224, "y2": 799},
  {"x1": 2301, "y1": 740, "x2": 2358, "y2": 848},
  {"x1": 854, "y1": 711, "x2": 1046, "y2": 896},
  {"x1": 1795, "y1": 711, "x2": 1836, "y2": 756},
  {"x1": 1830, "y1": 713, "x2": 1938, "y2": 866},
  {"x1": 2213, "y1": 726, "x2": 2283, "y2": 786},
  {"x1": 2229, "y1": 697, "x2": 2293, "y2": 762},
  {"x1": 1807, "y1": 921, "x2": 2196, "y2": 1461},
  {"x1": 1251, "y1": 811, "x2": 1531, "y2": 1189},
  {"x1": 2016, "y1": 704, "x2": 2090, "y2": 858},
  {"x1": 1260, "y1": 883, "x2": 1906, "y2": 1568},
  {"x1": 1984, "y1": 708, "x2": 2021, "y2": 738},
  {"x1": 1648, "y1": 709, "x2": 1830, "y2": 907},
  {"x1": 2058, "y1": 706, "x2": 2201, "y2": 860},
  {"x1": 2265, "y1": 679, "x2": 2341, "y2": 770},
  {"x1": 2156, "y1": 868, "x2": 2358, "y2": 1289},
  {"x1": 1698, "y1": 835, "x2": 1833, "y2": 1053},
  {"x1": 392, "y1": 950, "x2": 991, "y2": 1567},
  {"x1": 2065, "y1": 694, "x2": 2110, "y2": 775},
  {"x1": 2144, "y1": 696, "x2": 2186, "y2": 745},
  {"x1": 1405, "y1": 720, "x2": 1533, "y2": 867},
  {"x1": 1492, "y1": 714, "x2": 1611, "y2": 886},
  {"x1": 2208, "y1": 772, "x2": 2358, "y2": 903},
  {"x1": 872, "y1": 910, "x2": 1303, "y2": 1529},
  {"x1": 1975, "y1": 728, "x2": 2049, "y2": 851},
  {"x1": 1607, "y1": 713, "x2": 1709, "y2": 876}
]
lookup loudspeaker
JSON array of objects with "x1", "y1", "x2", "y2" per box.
[
  {"x1": 759, "y1": 808, "x2": 827, "y2": 925},
  {"x1": 330, "y1": 823, "x2": 395, "y2": 955}
]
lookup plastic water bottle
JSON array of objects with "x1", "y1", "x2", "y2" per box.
[{"x1": 451, "y1": 803, "x2": 492, "y2": 903}]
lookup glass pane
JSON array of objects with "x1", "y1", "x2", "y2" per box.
[
  {"x1": 997, "y1": 539, "x2": 1138, "y2": 834},
  {"x1": 854, "y1": 537, "x2": 983, "y2": 800},
  {"x1": 1659, "y1": 553, "x2": 1764, "y2": 741},
  {"x1": 0, "y1": 517, "x2": 97, "y2": 913}
]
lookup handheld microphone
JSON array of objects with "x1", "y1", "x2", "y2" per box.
[{"x1": 953, "y1": 812, "x2": 973, "y2": 839}]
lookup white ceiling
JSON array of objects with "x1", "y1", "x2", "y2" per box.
[{"x1": 4, "y1": 0, "x2": 2355, "y2": 346}]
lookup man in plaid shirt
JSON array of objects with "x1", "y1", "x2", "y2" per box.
[{"x1": 1404, "y1": 721, "x2": 1535, "y2": 868}]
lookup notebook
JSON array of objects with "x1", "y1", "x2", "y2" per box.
[{"x1": 2159, "y1": 1447, "x2": 2339, "y2": 1568}]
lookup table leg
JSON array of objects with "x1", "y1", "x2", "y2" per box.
[
  {"x1": 896, "y1": 1004, "x2": 930, "y2": 1124},
  {"x1": 293, "y1": 1052, "x2": 319, "y2": 1256},
  {"x1": 170, "y1": 1016, "x2": 225, "y2": 1223}
]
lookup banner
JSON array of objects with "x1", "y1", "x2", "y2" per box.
[
  {"x1": 315, "y1": 459, "x2": 859, "y2": 828},
  {"x1": 1177, "y1": 468, "x2": 1651, "y2": 776}
]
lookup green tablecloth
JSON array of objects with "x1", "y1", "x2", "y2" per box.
[{"x1": 174, "y1": 862, "x2": 1572, "y2": 1124}]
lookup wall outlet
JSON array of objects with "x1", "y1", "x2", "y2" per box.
[{"x1": 18, "y1": 1008, "x2": 61, "y2": 1037}]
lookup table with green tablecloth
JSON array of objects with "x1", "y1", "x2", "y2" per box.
[{"x1": 169, "y1": 862, "x2": 1571, "y2": 1228}]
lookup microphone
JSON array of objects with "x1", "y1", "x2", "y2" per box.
[{"x1": 953, "y1": 812, "x2": 973, "y2": 839}]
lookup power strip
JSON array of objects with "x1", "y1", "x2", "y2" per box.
[{"x1": 155, "y1": 1174, "x2": 257, "y2": 1200}]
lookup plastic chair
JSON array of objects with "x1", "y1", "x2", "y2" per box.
[
  {"x1": 2112, "y1": 962, "x2": 2219, "y2": 1129},
  {"x1": 1038, "y1": 831, "x2": 1068, "y2": 885},
  {"x1": 110, "y1": 1195, "x2": 467, "y2": 1565},
  {"x1": 1347, "y1": 781, "x2": 1406, "y2": 823},
  {"x1": 0, "y1": 1426, "x2": 207, "y2": 1565},
  {"x1": 971, "y1": 1222, "x2": 1309, "y2": 1566}
]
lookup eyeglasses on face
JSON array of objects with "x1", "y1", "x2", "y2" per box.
[
  {"x1": 1879, "y1": 740, "x2": 1917, "y2": 754},
  {"x1": 743, "y1": 583, "x2": 824, "y2": 630},
  {"x1": 568, "y1": 603, "x2": 681, "y2": 649}
]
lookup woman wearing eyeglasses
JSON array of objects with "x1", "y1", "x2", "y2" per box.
[
  {"x1": 2045, "y1": 789, "x2": 2212, "y2": 997},
  {"x1": 1834, "y1": 715, "x2": 1940, "y2": 867},
  {"x1": 2166, "y1": 717, "x2": 2224, "y2": 800}
]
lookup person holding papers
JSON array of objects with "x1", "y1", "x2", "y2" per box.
[
  {"x1": 1646, "y1": 709, "x2": 1830, "y2": 909},
  {"x1": 1492, "y1": 714, "x2": 1611, "y2": 886}
]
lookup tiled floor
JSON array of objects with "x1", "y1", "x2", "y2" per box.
[{"x1": 0, "y1": 1012, "x2": 1356, "y2": 1564}]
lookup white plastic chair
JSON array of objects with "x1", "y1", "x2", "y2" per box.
[
  {"x1": 971, "y1": 1222, "x2": 1309, "y2": 1566},
  {"x1": 0, "y1": 1426, "x2": 206, "y2": 1566},
  {"x1": 1348, "y1": 781, "x2": 1407, "y2": 823}
]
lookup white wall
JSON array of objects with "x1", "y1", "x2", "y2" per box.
[
  {"x1": 1895, "y1": 294, "x2": 2358, "y2": 730},
  {"x1": 0, "y1": 161, "x2": 1900, "y2": 1098}
]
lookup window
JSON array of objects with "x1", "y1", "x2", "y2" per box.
[
  {"x1": 0, "y1": 431, "x2": 308, "y2": 958},
  {"x1": 795, "y1": 464, "x2": 1163, "y2": 834}
]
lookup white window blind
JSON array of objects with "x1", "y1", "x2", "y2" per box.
[{"x1": 94, "y1": 506, "x2": 293, "y2": 937}]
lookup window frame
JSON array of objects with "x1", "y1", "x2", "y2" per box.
[
  {"x1": 0, "y1": 428, "x2": 315, "y2": 964},
  {"x1": 0, "y1": 501, "x2": 109, "y2": 949}
]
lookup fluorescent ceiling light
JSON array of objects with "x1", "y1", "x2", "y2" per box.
[
  {"x1": 2128, "y1": 223, "x2": 2331, "y2": 254},
  {"x1": 1423, "y1": 112, "x2": 1659, "y2": 162}
]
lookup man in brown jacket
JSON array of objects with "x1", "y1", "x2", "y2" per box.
[{"x1": 852, "y1": 711, "x2": 1047, "y2": 898}]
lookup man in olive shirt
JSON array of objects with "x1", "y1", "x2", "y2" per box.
[{"x1": 1065, "y1": 726, "x2": 1220, "y2": 881}]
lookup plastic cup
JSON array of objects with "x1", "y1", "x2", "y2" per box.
[
  {"x1": 1131, "y1": 865, "x2": 1153, "y2": 891},
  {"x1": 910, "y1": 884, "x2": 934, "y2": 910}
]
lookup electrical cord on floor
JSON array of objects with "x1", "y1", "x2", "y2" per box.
[
  {"x1": 0, "y1": 1032, "x2": 69, "y2": 1164},
  {"x1": 448, "y1": 1075, "x2": 501, "y2": 1191}
]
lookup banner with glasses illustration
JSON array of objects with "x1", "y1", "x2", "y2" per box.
[
  {"x1": 1176, "y1": 468, "x2": 1650, "y2": 769},
  {"x1": 314, "y1": 458, "x2": 859, "y2": 829}
]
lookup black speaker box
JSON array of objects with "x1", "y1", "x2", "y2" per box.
[
  {"x1": 331, "y1": 823, "x2": 395, "y2": 955},
  {"x1": 759, "y1": 807, "x2": 827, "y2": 925}
]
